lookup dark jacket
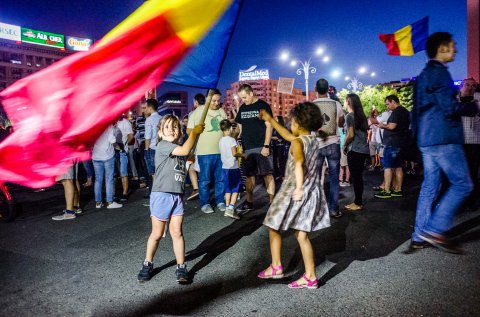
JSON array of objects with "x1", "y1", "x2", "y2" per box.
[{"x1": 412, "y1": 60, "x2": 478, "y2": 147}]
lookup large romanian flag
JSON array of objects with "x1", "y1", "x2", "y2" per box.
[
  {"x1": 378, "y1": 17, "x2": 429, "y2": 56},
  {"x1": 0, "y1": 0, "x2": 241, "y2": 188}
]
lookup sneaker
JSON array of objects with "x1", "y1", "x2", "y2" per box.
[
  {"x1": 186, "y1": 189, "x2": 199, "y2": 201},
  {"x1": 403, "y1": 240, "x2": 431, "y2": 254},
  {"x1": 137, "y1": 261, "x2": 153, "y2": 282},
  {"x1": 119, "y1": 194, "x2": 128, "y2": 202},
  {"x1": 418, "y1": 231, "x2": 463, "y2": 254},
  {"x1": 330, "y1": 211, "x2": 343, "y2": 219},
  {"x1": 52, "y1": 210, "x2": 76, "y2": 221},
  {"x1": 391, "y1": 190, "x2": 403, "y2": 197},
  {"x1": 224, "y1": 206, "x2": 240, "y2": 220},
  {"x1": 201, "y1": 204, "x2": 214, "y2": 214},
  {"x1": 107, "y1": 202, "x2": 123, "y2": 209},
  {"x1": 175, "y1": 263, "x2": 189, "y2": 284},
  {"x1": 237, "y1": 201, "x2": 254, "y2": 212},
  {"x1": 340, "y1": 182, "x2": 350, "y2": 187},
  {"x1": 74, "y1": 207, "x2": 83, "y2": 215},
  {"x1": 216, "y1": 202, "x2": 227, "y2": 212},
  {"x1": 95, "y1": 202, "x2": 103, "y2": 209},
  {"x1": 142, "y1": 203, "x2": 150, "y2": 207},
  {"x1": 374, "y1": 190, "x2": 392, "y2": 199}
]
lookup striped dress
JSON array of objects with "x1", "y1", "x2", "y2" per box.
[{"x1": 263, "y1": 134, "x2": 330, "y2": 232}]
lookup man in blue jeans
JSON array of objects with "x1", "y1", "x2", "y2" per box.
[
  {"x1": 187, "y1": 90, "x2": 227, "y2": 214},
  {"x1": 313, "y1": 78, "x2": 345, "y2": 218},
  {"x1": 410, "y1": 32, "x2": 480, "y2": 254}
]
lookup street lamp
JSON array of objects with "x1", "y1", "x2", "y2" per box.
[{"x1": 280, "y1": 47, "x2": 329, "y2": 101}]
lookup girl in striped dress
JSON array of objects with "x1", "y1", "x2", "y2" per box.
[{"x1": 257, "y1": 102, "x2": 330, "y2": 289}]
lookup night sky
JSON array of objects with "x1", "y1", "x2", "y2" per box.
[{"x1": 2, "y1": 0, "x2": 467, "y2": 101}]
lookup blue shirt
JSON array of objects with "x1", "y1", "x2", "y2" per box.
[{"x1": 144, "y1": 112, "x2": 162, "y2": 150}]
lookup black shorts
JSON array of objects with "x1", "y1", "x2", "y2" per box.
[{"x1": 244, "y1": 148, "x2": 273, "y2": 177}]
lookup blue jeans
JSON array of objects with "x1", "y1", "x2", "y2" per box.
[
  {"x1": 144, "y1": 149, "x2": 156, "y2": 176},
  {"x1": 93, "y1": 156, "x2": 115, "y2": 203},
  {"x1": 412, "y1": 144, "x2": 473, "y2": 241},
  {"x1": 82, "y1": 160, "x2": 94, "y2": 178},
  {"x1": 318, "y1": 143, "x2": 341, "y2": 212},
  {"x1": 198, "y1": 154, "x2": 224, "y2": 207}
]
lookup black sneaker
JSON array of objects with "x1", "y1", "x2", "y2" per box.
[
  {"x1": 330, "y1": 211, "x2": 343, "y2": 219},
  {"x1": 137, "y1": 261, "x2": 153, "y2": 282},
  {"x1": 175, "y1": 263, "x2": 189, "y2": 284},
  {"x1": 402, "y1": 240, "x2": 431, "y2": 254},
  {"x1": 374, "y1": 190, "x2": 392, "y2": 199},
  {"x1": 237, "y1": 201, "x2": 254, "y2": 212},
  {"x1": 119, "y1": 194, "x2": 128, "y2": 202},
  {"x1": 391, "y1": 190, "x2": 403, "y2": 197}
]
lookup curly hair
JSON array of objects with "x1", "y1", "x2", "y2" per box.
[{"x1": 290, "y1": 102, "x2": 323, "y2": 132}]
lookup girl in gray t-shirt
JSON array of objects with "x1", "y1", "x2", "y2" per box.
[{"x1": 137, "y1": 114, "x2": 204, "y2": 284}]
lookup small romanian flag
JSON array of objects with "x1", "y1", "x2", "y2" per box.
[{"x1": 378, "y1": 17, "x2": 429, "y2": 56}]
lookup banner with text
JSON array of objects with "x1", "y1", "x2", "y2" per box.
[
  {"x1": 66, "y1": 36, "x2": 92, "y2": 51},
  {"x1": 21, "y1": 28, "x2": 64, "y2": 48},
  {"x1": 277, "y1": 77, "x2": 295, "y2": 94},
  {"x1": 0, "y1": 22, "x2": 21, "y2": 42}
]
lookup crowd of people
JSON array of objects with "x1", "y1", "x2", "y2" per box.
[{"x1": 5, "y1": 32, "x2": 477, "y2": 288}]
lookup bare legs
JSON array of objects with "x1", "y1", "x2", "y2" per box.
[{"x1": 145, "y1": 216, "x2": 185, "y2": 265}]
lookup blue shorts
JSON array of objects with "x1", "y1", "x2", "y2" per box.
[
  {"x1": 150, "y1": 192, "x2": 184, "y2": 221},
  {"x1": 223, "y1": 168, "x2": 242, "y2": 194},
  {"x1": 382, "y1": 145, "x2": 403, "y2": 168}
]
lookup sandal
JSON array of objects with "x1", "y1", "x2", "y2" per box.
[
  {"x1": 288, "y1": 273, "x2": 318, "y2": 289},
  {"x1": 258, "y1": 264, "x2": 284, "y2": 279},
  {"x1": 346, "y1": 203, "x2": 363, "y2": 211}
]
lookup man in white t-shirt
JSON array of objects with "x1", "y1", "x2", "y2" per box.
[
  {"x1": 115, "y1": 115, "x2": 134, "y2": 201},
  {"x1": 312, "y1": 78, "x2": 345, "y2": 218},
  {"x1": 187, "y1": 89, "x2": 227, "y2": 214}
]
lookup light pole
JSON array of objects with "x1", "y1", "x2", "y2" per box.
[
  {"x1": 295, "y1": 58, "x2": 316, "y2": 101},
  {"x1": 280, "y1": 48, "x2": 329, "y2": 101}
]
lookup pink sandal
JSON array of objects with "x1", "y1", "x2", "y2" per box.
[
  {"x1": 257, "y1": 264, "x2": 284, "y2": 279},
  {"x1": 288, "y1": 273, "x2": 318, "y2": 289}
]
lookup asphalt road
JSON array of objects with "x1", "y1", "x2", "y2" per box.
[{"x1": 1, "y1": 171, "x2": 479, "y2": 316}]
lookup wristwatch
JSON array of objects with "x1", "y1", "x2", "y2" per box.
[{"x1": 263, "y1": 144, "x2": 270, "y2": 148}]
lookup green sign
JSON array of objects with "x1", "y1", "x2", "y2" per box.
[{"x1": 21, "y1": 28, "x2": 64, "y2": 48}]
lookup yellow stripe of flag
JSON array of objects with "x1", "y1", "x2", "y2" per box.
[
  {"x1": 97, "y1": 0, "x2": 234, "y2": 48},
  {"x1": 394, "y1": 25, "x2": 414, "y2": 56}
]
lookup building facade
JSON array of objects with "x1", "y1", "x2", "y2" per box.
[
  {"x1": 157, "y1": 91, "x2": 189, "y2": 119},
  {"x1": 224, "y1": 79, "x2": 315, "y2": 120},
  {"x1": 0, "y1": 39, "x2": 72, "y2": 92}
]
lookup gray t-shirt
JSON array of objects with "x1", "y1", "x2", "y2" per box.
[
  {"x1": 345, "y1": 113, "x2": 369, "y2": 155},
  {"x1": 151, "y1": 140, "x2": 186, "y2": 194}
]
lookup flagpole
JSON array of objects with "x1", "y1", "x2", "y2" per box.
[{"x1": 186, "y1": 89, "x2": 214, "y2": 162}]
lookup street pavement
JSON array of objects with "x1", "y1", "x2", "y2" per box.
[{"x1": 0, "y1": 171, "x2": 479, "y2": 316}]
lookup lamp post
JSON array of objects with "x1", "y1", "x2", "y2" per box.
[{"x1": 280, "y1": 48, "x2": 330, "y2": 101}]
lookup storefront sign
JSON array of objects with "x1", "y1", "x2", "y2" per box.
[
  {"x1": 66, "y1": 36, "x2": 92, "y2": 51},
  {"x1": 239, "y1": 65, "x2": 269, "y2": 81},
  {"x1": 0, "y1": 22, "x2": 21, "y2": 42},
  {"x1": 21, "y1": 28, "x2": 64, "y2": 48}
]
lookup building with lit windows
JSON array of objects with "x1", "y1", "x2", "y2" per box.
[
  {"x1": 224, "y1": 79, "x2": 315, "y2": 119},
  {"x1": 157, "y1": 91, "x2": 189, "y2": 119}
]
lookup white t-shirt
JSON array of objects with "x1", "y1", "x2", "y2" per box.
[
  {"x1": 92, "y1": 125, "x2": 116, "y2": 161},
  {"x1": 375, "y1": 111, "x2": 392, "y2": 144},
  {"x1": 219, "y1": 136, "x2": 238, "y2": 169},
  {"x1": 116, "y1": 118, "x2": 134, "y2": 152},
  {"x1": 312, "y1": 97, "x2": 345, "y2": 145}
]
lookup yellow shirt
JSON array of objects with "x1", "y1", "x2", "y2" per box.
[{"x1": 187, "y1": 105, "x2": 227, "y2": 155}]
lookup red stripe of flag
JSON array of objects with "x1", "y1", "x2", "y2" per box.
[
  {"x1": 378, "y1": 33, "x2": 401, "y2": 56},
  {"x1": 0, "y1": 14, "x2": 188, "y2": 187}
]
